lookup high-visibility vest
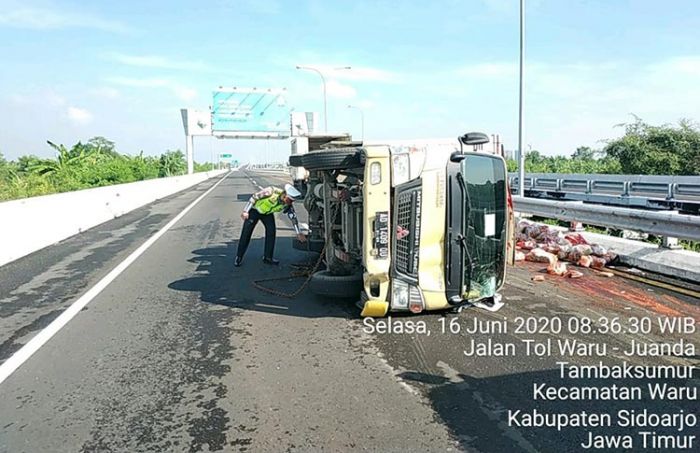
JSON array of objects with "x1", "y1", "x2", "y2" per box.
[{"x1": 253, "y1": 189, "x2": 285, "y2": 214}]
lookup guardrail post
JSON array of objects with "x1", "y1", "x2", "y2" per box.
[
  {"x1": 622, "y1": 181, "x2": 631, "y2": 197},
  {"x1": 661, "y1": 236, "x2": 682, "y2": 249},
  {"x1": 569, "y1": 221, "x2": 584, "y2": 232},
  {"x1": 666, "y1": 183, "x2": 676, "y2": 200},
  {"x1": 586, "y1": 180, "x2": 592, "y2": 194},
  {"x1": 556, "y1": 178, "x2": 563, "y2": 192}
]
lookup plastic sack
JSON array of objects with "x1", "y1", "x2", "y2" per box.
[
  {"x1": 526, "y1": 249, "x2": 558, "y2": 265},
  {"x1": 565, "y1": 233, "x2": 589, "y2": 246},
  {"x1": 591, "y1": 244, "x2": 607, "y2": 256},
  {"x1": 520, "y1": 240, "x2": 538, "y2": 250},
  {"x1": 577, "y1": 255, "x2": 592, "y2": 268},
  {"x1": 602, "y1": 251, "x2": 618, "y2": 264},
  {"x1": 590, "y1": 256, "x2": 606, "y2": 269},
  {"x1": 558, "y1": 246, "x2": 572, "y2": 260},
  {"x1": 543, "y1": 243, "x2": 561, "y2": 254},
  {"x1": 567, "y1": 244, "x2": 593, "y2": 262},
  {"x1": 547, "y1": 261, "x2": 568, "y2": 276}
]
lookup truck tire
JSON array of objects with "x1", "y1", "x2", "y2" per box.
[
  {"x1": 309, "y1": 270, "x2": 363, "y2": 299},
  {"x1": 289, "y1": 154, "x2": 304, "y2": 167},
  {"x1": 301, "y1": 149, "x2": 363, "y2": 171}
]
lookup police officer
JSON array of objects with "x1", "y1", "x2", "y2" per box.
[{"x1": 234, "y1": 183, "x2": 306, "y2": 266}]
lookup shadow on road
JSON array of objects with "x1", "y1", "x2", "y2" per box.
[
  {"x1": 168, "y1": 238, "x2": 357, "y2": 319},
  {"x1": 399, "y1": 367, "x2": 698, "y2": 452}
]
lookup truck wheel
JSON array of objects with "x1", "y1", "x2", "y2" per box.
[
  {"x1": 289, "y1": 154, "x2": 304, "y2": 167},
  {"x1": 309, "y1": 270, "x2": 363, "y2": 299},
  {"x1": 301, "y1": 149, "x2": 363, "y2": 171}
]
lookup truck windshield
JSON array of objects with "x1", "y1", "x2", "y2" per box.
[{"x1": 460, "y1": 154, "x2": 507, "y2": 299}]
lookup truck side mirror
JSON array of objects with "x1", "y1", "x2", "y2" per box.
[
  {"x1": 459, "y1": 132, "x2": 489, "y2": 146},
  {"x1": 450, "y1": 151, "x2": 466, "y2": 162}
]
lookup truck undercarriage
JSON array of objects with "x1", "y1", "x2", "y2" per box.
[{"x1": 294, "y1": 147, "x2": 368, "y2": 297}]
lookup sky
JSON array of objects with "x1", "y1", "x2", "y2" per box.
[{"x1": 1, "y1": 0, "x2": 700, "y2": 164}]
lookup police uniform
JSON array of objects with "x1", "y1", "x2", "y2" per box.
[{"x1": 235, "y1": 184, "x2": 301, "y2": 266}]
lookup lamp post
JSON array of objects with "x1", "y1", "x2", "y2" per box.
[
  {"x1": 296, "y1": 65, "x2": 351, "y2": 132},
  {"x1": 347, "y1": 104, "x2": 364, "y2": 141},
  {"x1": 517, "y1": 0, "x2": 526, "y2": 197}
]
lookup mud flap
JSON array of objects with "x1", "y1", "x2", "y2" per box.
[{"x1": 360, "y1": 300, "x2": 389, "y2": 317}]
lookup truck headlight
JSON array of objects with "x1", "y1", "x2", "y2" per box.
[
  {"x1": 391, "y1": 280, "x2": 409, "y2": 309},
  {"x1": 392, "y1": 153, "x2": 410, "y2": 186},
  {"x1": 391, "y1": 280, "x2": 425, "y2": 313}
]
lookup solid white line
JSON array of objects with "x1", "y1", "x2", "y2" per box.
[{"x1": 0, "y1": 172, "x2": 231, "y2": 385}]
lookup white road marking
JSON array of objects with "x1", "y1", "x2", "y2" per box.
[{"x1": 0, "y1": 172, "x2": 231, "y2": 385}]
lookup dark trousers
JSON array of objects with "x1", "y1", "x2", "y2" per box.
[{"x1": 236, "y1": 209, "x2": 276, "y2": 259}]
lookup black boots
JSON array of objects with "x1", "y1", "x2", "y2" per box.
[{"x1": 235, "y1": 256, "x2": 279, "y2": 266}]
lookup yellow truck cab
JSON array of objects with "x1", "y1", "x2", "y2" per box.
[{"x1": 290, "y1": 132, "x2": 512, "y2": 316}]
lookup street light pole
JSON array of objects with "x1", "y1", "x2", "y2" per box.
[
  {"x1": 347, "y1": 105, "x2": 364, "y2": 141},
  {"x1": 518, "y1": 0, "x2": 526, "y2": 197},
  {"x1": 296, "y1": 66, "x2": 327, "y2": 132},
  {"x1": 296, "y1": 65, "x2": 351, "y2": 133}
]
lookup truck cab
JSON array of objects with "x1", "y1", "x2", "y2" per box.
[{"x1": 290, "y1": 133, "x2": 513, "y2": 316}]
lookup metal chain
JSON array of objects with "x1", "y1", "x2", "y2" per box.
[{"x1": 252, "y1": 248, "x2": 326, "y2": 298}]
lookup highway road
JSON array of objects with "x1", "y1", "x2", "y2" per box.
[{"x1": 1, "y1": 169, "x2": 698, "y2": 452}]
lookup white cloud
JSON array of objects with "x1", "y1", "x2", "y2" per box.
[
  {"x1": 66, "y1": 107, "x2": 93, "y2": 125},
  {"x1": 326, "y1": 79, "x2": 357, "y2": 99},
  {"x1": 108, "y1": 53, "x2": 211, "y2": 71},
  {"x1": 107, "y1": 77, "x2": 198, "y2": 101},
  {"x1": 0, "y1": 7, "x2": 129, "y2": 33}
]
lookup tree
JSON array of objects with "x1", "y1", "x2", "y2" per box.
[
  {"x1": 87, "y1": 136, "x2": 116, "y2": 154},
  {"x1": 159, "y1": 150, "x2": 187, "y2": 177},
  {"x1": 571, "y1": 146, "x2": 596, "y2": 160},
  {"x1": 604, "y1": 117, "x2": 700, "y2": 175}
]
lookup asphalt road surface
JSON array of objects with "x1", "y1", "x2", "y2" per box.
[{"x1": 1, "y1": 169, "x2": 698, "y2": 452}]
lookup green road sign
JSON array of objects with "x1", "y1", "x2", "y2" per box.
[{"x1": 220, "y1": 153, "x2": 232, "y2": 158}]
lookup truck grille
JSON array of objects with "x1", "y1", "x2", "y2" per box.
[{"x1": 394, "y1": 188, "x2": 422, "y2": 277}]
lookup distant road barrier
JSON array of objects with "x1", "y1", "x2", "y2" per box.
[
  {"x1": 0, "y1": 169, "x2": 229, "y2": 267},
  {"x1": 513, "y1": 196, "x2": 700, "y2": 242},
  {"x1": 509, "y1": 172, "x2": 700, "y2": 214},
  {"x1": 509, "y1": 172, "x2": 700, "y2": 198}
]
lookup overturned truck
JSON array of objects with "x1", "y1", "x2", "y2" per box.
[{"x1": 289, "y1": 133, "x2": 514, "y2": 317}]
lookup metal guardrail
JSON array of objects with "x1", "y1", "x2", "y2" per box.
[
  {"x1": 248, "y1": 166, "x2": 290, "y2": 174},
  {"x1": 513, "y1": 196, "x2": 700, "y2": 242},
  {"x1": 509, "y1": 173, "x2": 700, "y2": 200}
]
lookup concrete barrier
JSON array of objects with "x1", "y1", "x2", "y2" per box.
[{"x1": 0, "y1": 169, "x2": 230, "y2": 267}]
